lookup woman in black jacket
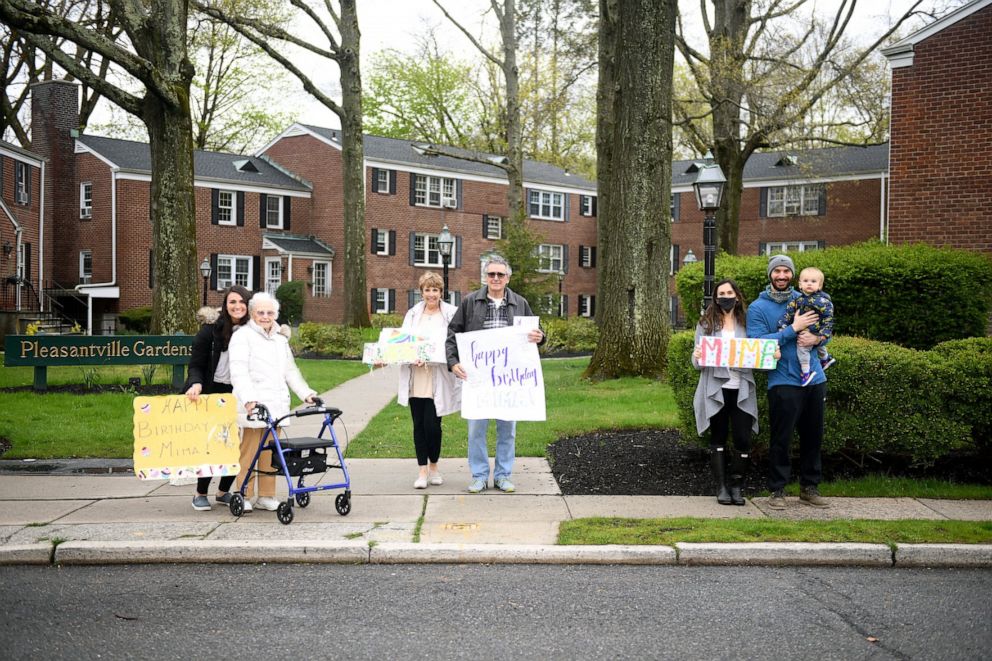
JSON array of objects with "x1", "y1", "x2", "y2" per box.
[{"x1": 185, "y1": 285, "x2": 252, "y2": 511}]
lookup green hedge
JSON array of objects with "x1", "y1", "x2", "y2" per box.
[
  {"x1": 675, "y1": 241, "x2": 992, "y2": 349},
  {"x1": 118, "y1": 306, "x2": 153, "y2": 333},
  {"x1": 668, "y1": 332, "x2": 991, "y2": 464},
  {"x1": 540, "y1": 316, "x2": 599, "y2": 354},
  {"x1": 275, "y1": 280, "x2": 304, "y2": 325},
  {"x1": 370, "y1": 313, "x2": 404, "y2": 328},
  {"x1": 296, "y1": 322, "x2": 364, "y2": 358}
]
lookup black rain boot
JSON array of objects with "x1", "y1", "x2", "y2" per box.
[
  {"x1": 711, "y1": 448, "x2": 732, "y2": 505},
  {"x1": 729, "y1": 452, "x2": 748, "y2": 506}
]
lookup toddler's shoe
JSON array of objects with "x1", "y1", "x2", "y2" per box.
[
  {"x1": 820, "y1": 356, "x2": 836, "y2": 370},
  {"x1": 800, "y1": 371, "x2": 815, "y2": 387}
]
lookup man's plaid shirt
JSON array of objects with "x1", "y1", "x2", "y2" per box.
[{"x1": 483, "y1": 297, "x2": 510, "y2": 329}]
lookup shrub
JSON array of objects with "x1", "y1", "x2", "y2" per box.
[
  {"x1": 118, "y1": 306, "x2": 153, "y2": 333},
  {"x1": 275, "y1": 281, "x2": 304, "y2": 325},
  {"x1": 668, "y1": 332, "x2": 988, "y2": 464},
  {"x1": 369, "y1": 313, "x2": 404, "y2": 329},
  {"x1": 296, "y1": 322, "x2": 364, "y2": 358},
  {"x1": 539, "y1": 316, "x2": 599, "y2": 355},
  {"x1": 675, "y1": 241, "x2": 992, "y2": 349}
]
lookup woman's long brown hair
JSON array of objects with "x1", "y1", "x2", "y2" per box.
[
  {"x1": 218, "y1": 285, "x2": 252, "y2": 349},
  {"x1": 699, "y1": 279, "x2": 747, "y2": 334}
]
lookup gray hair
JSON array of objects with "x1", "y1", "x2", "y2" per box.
[
  {"x1": 483, "y1": 254, "x2": 512, "y2": 276},
  {"x1": 248, "y1": 291, "x2": 281, "y2": 315}
]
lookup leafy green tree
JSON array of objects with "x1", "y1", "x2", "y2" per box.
[{"x1": 494, "y1": 215, "x2": 555, "y2": 312}]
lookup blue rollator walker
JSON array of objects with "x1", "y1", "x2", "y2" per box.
[{"x1": 229, "y1": 397, "x2": 352, "y2": 525}]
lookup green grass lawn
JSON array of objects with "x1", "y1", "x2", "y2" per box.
[
  {"x1": 558, "y1": 517, "x2": 992, "y2": 545},
  {"x1": 0, "y1": 358, "x2": 369, "y2": 459},
  {"x1": 344, "y1": 357, "x2": 679, "y2": 458},
  {"x1": 780, "y1": 477, "x2": 992, "y2": 500}
]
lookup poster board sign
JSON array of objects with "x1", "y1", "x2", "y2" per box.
[
  {"x1": 132, "y1": 395, "x2": 240, "y2": 480},
  {"x1": 697, "y1": 336, "x2": 779, "y2": 370},
  {"x1": 455, "y1": 326, "x2": 546, "y2": 421},
  {"x1": 362, "y1": 328, "x2": 446, "y2": 365}
]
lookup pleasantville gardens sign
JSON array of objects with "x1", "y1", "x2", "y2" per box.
[{"x1": 3, "y1": 335, "x2": 194, "y2": 391}]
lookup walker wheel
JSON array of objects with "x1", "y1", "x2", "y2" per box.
[
  {"x1": 335, "y1": 493, "x2": 351, "y2": 516},
  {"x1": 295, "y1": 492, "x2": 311, "y2": 508},
  {"x1": 276, "y1": 502, "x2": 294, "y2": 525},
  {"x1": 230, "y1": 494, "x2": 244, "y2": 517}
]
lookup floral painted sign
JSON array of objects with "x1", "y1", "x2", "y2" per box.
[{"x1": 362, "y1": 328, "x2": 446, "y2": 365}]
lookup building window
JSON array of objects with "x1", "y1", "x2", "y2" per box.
[
  {"x1": 264, "y1": 257, "x2": 282, "y2": 295},
  {"x1": 15, "y1": 162, "x2": 29, "y2": 205},
  {"x1": 579, "y1": 294, "x2": 595, "y2": 318},
  {"x1": 413, "y1": 233, "x2": 443, "y2": 267},
  {"x1": 580, "y1": 195, "x2": 595, "y2": 217},
  {"x1": 536, "y1": 243, "x2": 564, "y2": 273},
  {"x1": 216, "y1": 255, "x2": 252, "y2": 289},
  {"x1": 312, "y1": 261, "x2": 331, "y2": 297},
  {"x1": 80, "y1": 182, "x2": 92, "y2": 219},
  {"x1": 373, "y1": 229, "x2": 391, "y2": 255},
  {"x1": 265, "y1": 195, "x2": 284, "y2": 228},
  {"x1": 79, "y1": 250, "x2": 92, "y2": 284},
  {"x1": 579, "y1": 245, "x2": 596, "y2": 268},
  {"x1": 217, "y1": 190, "x2": 236, "y2": 225},
  {"x1": 485, "y1": 215, "x2": 503, "y2": 240},
  {"x1": 372, "y1": 288, "x2": 394, "y2": 314},
  {"x1": 376, "y1": 169, "x2": 390, "y2": 194},
  {"x1": 414, "y1": 174, "x2": 457, "y2": 208},
  {"x1": 767, "y1": 185, "x2": 822, "y2": 217},
  {"x1": 528, "y1": 189, "x2": 564, "y2": 221},
  {"x1": 760, "y1": 241, "x2": 822, "y2": 255}
]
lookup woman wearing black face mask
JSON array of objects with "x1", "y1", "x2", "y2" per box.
[{"x1": 691, "y1": 279, "x2": 766, "y2": 505}]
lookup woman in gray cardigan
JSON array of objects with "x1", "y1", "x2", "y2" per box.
[{"x1": 691, "y1": 279, "x2": 774, "y2": 506}]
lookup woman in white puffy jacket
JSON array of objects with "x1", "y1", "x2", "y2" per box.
[{"x1": 229, "y1": 292, "x2": 317, "y2": 512}]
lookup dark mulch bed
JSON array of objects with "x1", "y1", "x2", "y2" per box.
[
  {"x1": 548, "y1": 429, "x2": 992, "y2": 496},
  {"x1": 0, "y1": 384, "x2": 174, "y2": 395}
]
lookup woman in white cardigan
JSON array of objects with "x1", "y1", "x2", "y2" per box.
[
  {"x1": 229, "y1": 292, "x2": 317, "y2": 511},
  {"x1": 397, "y1": 272, "x2": 462, "y2": 489}
]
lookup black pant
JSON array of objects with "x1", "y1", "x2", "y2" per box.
[
  {"x1": 195, "y1": 382, "x2": 236, "y2": 496},
  {"x1": 409, "y1": 397, "x2": 442, "y2": 466},
  {"x1": 767, "y1": 382, "x2": 826, "y2": 491},
  {"x1": 708, "y1": 388, "x2": 752, "y2": 452}
]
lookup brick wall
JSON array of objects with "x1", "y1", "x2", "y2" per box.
[
  {"x1": 888, "y1": 5, "x2": 992, "y2": 252},
  {"x1": 0, "y1": 153, "x2": 42, "y2": 302}
]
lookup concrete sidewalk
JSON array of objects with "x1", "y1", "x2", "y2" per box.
[{"x1": 1, "y1": 364, "x2": 990, "y2": 567}]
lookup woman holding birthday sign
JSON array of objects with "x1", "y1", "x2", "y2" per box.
[
  {"x1": 396, "y1": 272, "x2": 461, "y2": 489},
  {"x1": 691, "y1": 279, "x2": 776, "y2": 506}
]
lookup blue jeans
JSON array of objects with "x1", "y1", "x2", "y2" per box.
[{"x1": 467, "y1": 418, "x2": 516, "y2": 482}]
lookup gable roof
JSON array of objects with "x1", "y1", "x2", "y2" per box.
[
  {"x1": 881, "y1": 0, "x2": 992, "y2": 67},
  {"x1": 0, "y1": 138, "x2": 45, "y2": 167},
  {"x1": 672, "y1": 143, "x2": 889, "y2": 188},
  {"x1": 75, "y1": 134, "x2": 311, "y2": 192},
  {"x1": 283, "y1": 123, "x2": 596, "y2": 192}
]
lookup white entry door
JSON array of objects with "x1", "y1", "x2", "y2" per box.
[{"x1": 265, "y1": 257, "x2": 282, "y2": 295}]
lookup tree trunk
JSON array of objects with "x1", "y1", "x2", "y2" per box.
[
  {"x1": 585, "y1": 0, "x2": 676, "y2": 380},
  {"x1": 501, "y1": 0, "x2": 525, "y2": 223},
  {"x1": 338, "y1": 0, "x2": 370, "y2": 327}
]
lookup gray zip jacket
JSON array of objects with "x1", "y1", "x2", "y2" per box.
[
  {"x1": 445, "y1": 285, "x2": 544, "y2": 369},
  {"x1": 691, "y1": 323, "x2": 759, "y2": 436}
]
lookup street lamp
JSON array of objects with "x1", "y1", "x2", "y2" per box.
[
  {"x1": 437, "y1": 224, "x2": 454, "y2": 301},
  {"x1": 682, "y1": 249, "x2": 697, "y2": 267},
  {"x1": 199, "y1": 258, "x2": 211, "y2": 306},
  {"x1": 692, "y1": 159, "x2": 726, "y2": 311},
  {"x1": 557, "y1": 271, "x2": 565, "y2": 317}
]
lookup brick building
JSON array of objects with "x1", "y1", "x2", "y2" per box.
[
  {"x1": 882, "y1": 0, "x2": 992, "y2": 253},
  {"x1": 0, "y1": 138, "x2": 44, "y2": 334}
]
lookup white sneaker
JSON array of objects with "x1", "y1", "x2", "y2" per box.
[
  {"x1": 413, "y1": 476, "x2": 428, "y2": 489},
  {"x1": 428, "y1": 472, "x2": 444, "y2": 486},
  {"x1": 255, "y1": 496, "x2": 280, "y2": 511},
  {"x1": 241, "y1": 497, "x2": 253, "y2": 513}
]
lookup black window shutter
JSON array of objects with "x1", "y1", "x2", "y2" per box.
[
  {"x1": 672, "y1": 192, "x2": 680, "y2": 221},
  {"x1": 388, "y1": 289, "x2": 396, "y2": 313},
  {"x1": 592, "y1": 196, "x2": 598, "y2": 217},
  {"x1": 455, "y1": 236, "x2": 462, "y2": 268},
  {"x1": 259, "y1": 194, "x2": 268, "y2": 227},
  {"x1": 148, "y1": 250, "x2": 154, "y2": 289},
  {"x1": 524, "y1": 187, "x2": 532, "y2": 216},
  {"x1": 579, "y1": 196, "x2": 588, "y2": 216},
  {"x1": 389, "y1": 170, "x2": 397, "y2": 194},
  {"x1": 236, "y1": 191, "x2": 245, "y2": 226},
  {"x1": 759, "y1": 188, "x2": 768, "y2": 217},
  {"x1": 284, "y1": 197, "x2": 291, "y2": 230},
  {"x1": 210, "y1": 254, "x2": 218, "y2": 289},
  {"x1": 456, "y1": 179, "x2": 463, "y2": 209},
  {"x1": 758, "y1": 242, "x2": 767, "y2": 256},
  {"x1": 409, "y1": 232, "x2": 416, "y2": 266},
  {"x1": 370, "y1": 288, "x2": 376, "y2": 313},
  {"x1": 817, "y1": 240, "x2": 826, "y2": 250},
  {"x1": 252, "y1": 256, "x2": 261, "y2": 291},
  {"x1": 563, "y1": 193, "x2": 570, "y2": 221},
  {"x1": 408, "y1": 289, "x2": 415, "y2": 309},
  {"x1": 211, "y1": 189, "x2": 219, "y2": 225},
  {"x1": 482, "y1": 215, "x2": 489, "y2": 238},
  {"x1": 389, "y1": 230, "x2": 396, "y2": 256},
  {"x1": 818, "y1": 187, "x2": 827, "y2": 216},
  {"x1": 409, "y1": 174, "x2": 418, "y2": 205},
  {"x1": 562, "y1": 244, "x2": 569, "y2": 273},
  {"x1": 672, "y1": 244, "x2": 680, "y2": 272},
  {"x1": 590, "y1": 295, "x2": 596, "y2": 318},
  {"x1": 591, "y1": 246, "x2": 597, "y2": 268},
  {"x1": 370, "y1": 228, "x2": 378, "y2": 254},
  {"x1": 371, "y1": 168, "x2": 379, "y2": 193},
  {"x1": 24, "y1": 242, "x2": 31, "y2": 285}
]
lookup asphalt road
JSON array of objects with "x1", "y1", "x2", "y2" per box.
[{"x1": 2, "y1": 564, "x2": 989, "y2": 660}]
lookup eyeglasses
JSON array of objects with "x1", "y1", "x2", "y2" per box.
[
  {"x1": 486, "y1": 272, "x2": 508, "y2": 279},
  {"x1": 254, "y1": 310, "x2": 277, "y2": 316}
]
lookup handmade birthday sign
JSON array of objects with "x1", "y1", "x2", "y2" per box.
[
  {"x1": 362, "y1": 327, "x2": 446, "y2": 365},
  {"x1": 697, "y1": 336, "x2": 779, "y2": 370},
  {"x1": 132, "y1": 394, "x2": 240, "y2": 480},
  {"x1": 456, "y1": 326, "x2": 546, "y2": 421}
]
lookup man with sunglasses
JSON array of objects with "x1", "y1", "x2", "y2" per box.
[{"x1": 446, "y1": 255, "x2": 545, "y2": 493}]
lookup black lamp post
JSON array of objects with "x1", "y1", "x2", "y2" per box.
[
  {"x1": 437, "y1": 224, "x2": 454, "y2": 302},
  {"x1": 199, "y1": 258, "x2": 211, "y2": 306},
  {"x1": 692, "y1": 159, "x2": 726, "y2": 311}
]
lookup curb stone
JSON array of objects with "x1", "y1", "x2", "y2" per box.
[
  {"x1": 369, "y1": 543, "x2": 677, "y2": 564},
  {"x1": 895, "y1": 544, "x2": 992, "y2": 568},
  {"x1": 676, "y1": 542, "x2": 893, "y2": 566},
  {"x1": 53, "y1": 540, "x2": 369, "y2": 565},
  {"x1": 0, "y1": 543, "x2": 53, "y2": 565}
]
